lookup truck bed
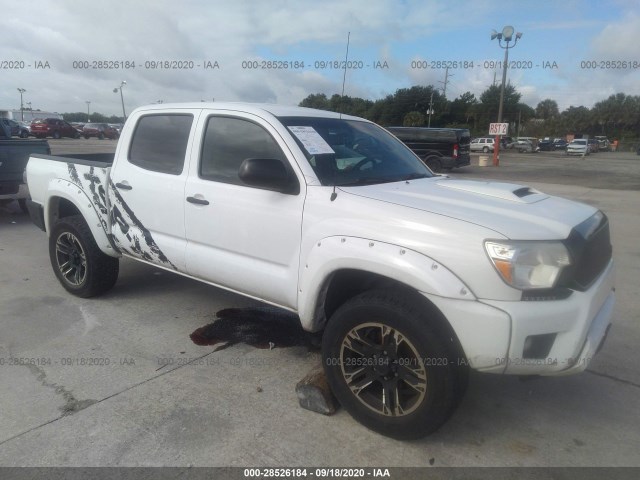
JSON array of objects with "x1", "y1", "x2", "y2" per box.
[
  {"x1": 29, "y1": 153, "x2": 114, "y2": 168},
  {"x1": 27, "y1": 154, "x2": 112, "y2": 238}
]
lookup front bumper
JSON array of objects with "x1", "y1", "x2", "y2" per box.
[{"x1": 425, "y1": 259, "x2": 615, "y2": 375}]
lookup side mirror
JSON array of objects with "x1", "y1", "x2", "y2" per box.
[{"x1": 238, "y1": 158, "x2": 299, "y2": 194}]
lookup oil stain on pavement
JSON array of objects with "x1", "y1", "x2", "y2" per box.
[{"x1": 190, "y1": 307, "x2": 320, "y2": 351}]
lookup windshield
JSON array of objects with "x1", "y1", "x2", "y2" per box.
[{"x1": 278, "y1": 116, "x2": 432, "y2": 186}]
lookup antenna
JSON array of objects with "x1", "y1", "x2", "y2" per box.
[{"x1": 339, "y1": 32, "x2": 351, "y2": 119}]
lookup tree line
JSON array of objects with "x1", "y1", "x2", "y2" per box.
[{"x1": 299, "y1": 86, "x2": 640, "y2": 143}]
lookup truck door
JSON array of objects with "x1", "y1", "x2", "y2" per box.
[
  {"x1": 109, "y1": 111, "x2": 197, "y2": 272},
  {"x1": 184, "y1": 112, "x2": 305, "y2": 309}
]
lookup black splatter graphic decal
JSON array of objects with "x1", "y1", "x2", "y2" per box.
[
  {"x1": 63, "y1": 161, "x2": 176, "y2": 270},
  {"x1": 84, "y1": 167, "x2": 107, "y2": 215},
  {"x1": 67, "y1": 163, "x2": 81, "y2": 185},
  {"x1": 108, "y1": 178, "x2": 176, "y2": 269}
]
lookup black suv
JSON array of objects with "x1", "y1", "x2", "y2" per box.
[{"x1": 386, "y1": 127, "x2": 471, "y2": 172}]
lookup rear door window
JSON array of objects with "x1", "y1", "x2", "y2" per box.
[{"x1": 129, "y1": 114, "x2": 193, "y2": 175}]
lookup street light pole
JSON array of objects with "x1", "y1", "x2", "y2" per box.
[
  {"x1": 497, "y1": 46, "x2": 509, "y2": 125},
  {"x1": 86, "y1": 101, "x2": 91, "y2": 123},
  {"x1": 113, "y1": 81, "x2": 127, "y2": 120},
  {"x1": 17, "y1": 88, "x2": 26, "y2": 121},
  {"x1": 491, "y1": 26, "x2": 522, "y2": 166}
]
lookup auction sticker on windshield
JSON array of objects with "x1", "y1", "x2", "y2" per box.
[{"x1": 288, "y1": 126, "x2": 335, "y2": 155}]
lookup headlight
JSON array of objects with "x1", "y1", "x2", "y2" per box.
[{"x1": 484, "y1": 241, "x2": 571, "y2": 290}]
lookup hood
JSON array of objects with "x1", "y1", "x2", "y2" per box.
[{"x1": 339, "y1": 177, "x2": 597, "y2": 240}]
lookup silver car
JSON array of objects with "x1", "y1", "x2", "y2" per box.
[
  {"x1": 515, "y1": 140, "x2": 537, "y2": 153},
  {"x1": 470, "y1": 137, "x2": 495, "y2": 153}
]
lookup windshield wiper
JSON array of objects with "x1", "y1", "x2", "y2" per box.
[
  {"x1": 401, "y1": 173, "x2": 430, "y2": 181},
  {"x1": 337, "y1": 175, "x2": 420, "y2": 187}
]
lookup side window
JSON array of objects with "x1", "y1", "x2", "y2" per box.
[
  {"x1": 200, "y1": 116, "x2": 286, "y2": 185},
  {"x1": 129, "y1": 114, "x2": 193, "y2": 175}
]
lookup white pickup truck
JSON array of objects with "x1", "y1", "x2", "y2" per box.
[{"x1": 26, "y1": 103, "x2": 615, "y2": 439}]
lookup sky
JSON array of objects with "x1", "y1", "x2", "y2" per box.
[{"x1": 2, "y1": 0, "x2": 640, "y2": 117}]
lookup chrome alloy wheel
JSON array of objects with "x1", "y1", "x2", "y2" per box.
[
  {"x1": 55, "y1": 232, "x2": 87, "y2": 286},
  {"x1": 339, "y1": 322, "x2": 427, "y2": 417}
]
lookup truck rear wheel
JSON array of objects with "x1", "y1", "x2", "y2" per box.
[
  {"x1": 424, "y1": 156, "x2": 442, "y2": 173},
  {"x1": 322, "y1": 290, "x2": 466, "y2": 439},
  {"x1": 49, "y1": 215, "x2": 119, "y2": 298}
]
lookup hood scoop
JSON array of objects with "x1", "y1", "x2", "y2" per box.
[{"x1": 436, "y1": 180, "x2": 548, "y2": 204}]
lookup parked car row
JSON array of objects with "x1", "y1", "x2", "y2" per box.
[
  {"x1": 469, "y1": 137, "x2": 541, "y2": 153},
  {"x1": 470, "y1": 135, "x2": 612, "y2": 156},
  {"x1": 26, "y1": 119, "x2": 122, "y2": 140}
]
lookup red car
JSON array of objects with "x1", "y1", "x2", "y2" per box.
[
  {"x1": 82, "y1": 123, "x2": 120, "y2": 140},
  {"x1": 31, "y1": 118, "x2": 81, "y2": 139}
]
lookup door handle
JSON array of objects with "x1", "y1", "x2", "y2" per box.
[
  {"x1": 115, "y1": 182, "x2": 132, "y2": 190},
  {"x1": 186, "y1": 196, "x2": 209, "y2": 206}
]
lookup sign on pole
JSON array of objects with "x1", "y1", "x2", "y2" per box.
[{"x1": 489, "y1": 123, "x2": 509, "y2": 135}]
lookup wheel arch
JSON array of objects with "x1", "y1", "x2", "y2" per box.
[
  {"x1": 298, "y1": 237, "x2": 474, "y2": 336},
  {"x1": 45, "y1": 187, "x2": 118, "y2": 258}
]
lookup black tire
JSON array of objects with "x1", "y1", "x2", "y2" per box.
[
  {"x1": 52, "y1": 131, "x2": 61, "y2": 139},
  {"x1": 482, "y1": 146, "x2": 489, "y2": 153},
  {"x1": 424, "y1": 156, "x2": 442, "y2": 173},
  {"x1": 84, "y1": 135, "x2": 90, "y2": 139},
  {"x1": 20, "y1": 130, "x2": 29, "y2": 138},
  {"x1": 49, "y1": 215, "x2": 119, "y2": 298},
  {"x1": 322, "y1": 290, "x2": 467, "y2": 440}
]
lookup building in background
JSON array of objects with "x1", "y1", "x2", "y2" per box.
[{"x1": 0, "y1": 109, "x2": 62, "y2": 121}]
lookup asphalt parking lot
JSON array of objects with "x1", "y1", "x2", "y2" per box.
[{"x1": 1, "y1": 139, "x2": 639, "y2": 467}]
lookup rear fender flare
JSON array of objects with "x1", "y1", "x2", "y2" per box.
[{"x1": 45, "y1": 179, "x2": 118, "y2": 258}]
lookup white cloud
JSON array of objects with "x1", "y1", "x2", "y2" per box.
[{"x1": 1, "y1": 0, "x2": 640, "y2": 117}]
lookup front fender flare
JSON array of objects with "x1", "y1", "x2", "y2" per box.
[{"x1": 297, "y1": 236, "x2": 474, "y2": 330}]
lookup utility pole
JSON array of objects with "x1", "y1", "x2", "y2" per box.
[{"x1": 439, "y1": 67, "x2": 453, "y2": 99}]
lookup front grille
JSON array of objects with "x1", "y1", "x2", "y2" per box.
[
  {"x1": 574, "y1": 220, "x2": 612, "y2": 289},
  {"x1": 561, "y1": 213, "x2": 612, "y2": 291}
]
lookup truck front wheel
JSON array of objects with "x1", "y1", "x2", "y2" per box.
[
  {"x1": 49, "y1": 215, "x2": 119, "y2": 298},
  {"x1": 322, "y1": 290, "x2": 466, "y2": 439}
]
